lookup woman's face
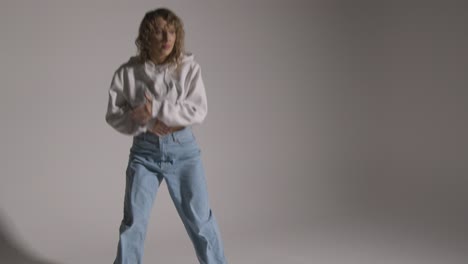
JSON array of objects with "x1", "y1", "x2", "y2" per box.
[{"x1": 150, "y1": 16, "x2": 176, "y2": 63}]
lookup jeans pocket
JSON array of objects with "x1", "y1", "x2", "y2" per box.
[{"x1": 176, "y1": 131, "x2": 196, "y2": 145}]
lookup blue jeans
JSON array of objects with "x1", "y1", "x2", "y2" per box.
[{"x1": 113, "y1": 127, "x2": 227, "y2": 264}]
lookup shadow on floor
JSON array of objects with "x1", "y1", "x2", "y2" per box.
[{"x1": 0, "y1": 210, "x2": 62, "y2": 264}]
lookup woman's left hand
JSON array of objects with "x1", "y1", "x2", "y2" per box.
[{"x1": 150, "y1": 119, "x2": 171, "y2": 136}]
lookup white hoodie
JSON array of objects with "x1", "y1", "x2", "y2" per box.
[{"x1": 105, "y1": 52, "x2": 208, "y2": 136}]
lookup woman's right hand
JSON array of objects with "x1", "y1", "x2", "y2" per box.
[{"x1": 131, "y1": 91, "x2": 153, "y2": 126}]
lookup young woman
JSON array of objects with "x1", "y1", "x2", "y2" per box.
[{"x1": 105, "y1": 8, "x2": 227, "y2": 264}]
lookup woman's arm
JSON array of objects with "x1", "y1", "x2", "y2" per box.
[
  {"x1": 153, "y1": 63, "x2": 208, "y2": 127},
  {"x1": 105, "y1": 67, "x2": 149, "y2": 135}
]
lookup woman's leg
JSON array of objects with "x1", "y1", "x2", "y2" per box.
[
  {"x1": 165, "y1": 145, "x2": 227, "y2": 264},
  {"x1": 113, "y1": 154, "x2": 162, "y2": 264}
]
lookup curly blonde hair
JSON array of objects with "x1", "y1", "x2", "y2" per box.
[{"x1": 135, "y1": 8, "x2": 185, "y2": 66}]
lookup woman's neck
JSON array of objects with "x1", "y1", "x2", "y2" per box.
[{"x1": 150, "y1": 53, "x2": 168, "y2": 65}]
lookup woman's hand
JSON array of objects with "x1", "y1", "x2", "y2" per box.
[
  {"x1": 131, "y1": 91, "x2": 153, "y2": 126},
  {"x1": 150, "y1": 119, "x2": 171, "y2": 136}
]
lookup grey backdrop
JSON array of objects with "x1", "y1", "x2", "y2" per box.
[{"x1": 1, "y1": 0, "x2": 467, "y2": 263}]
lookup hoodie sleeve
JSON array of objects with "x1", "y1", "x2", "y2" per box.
[
  {"x1": 154, "y1": 62, "x2": 208, "y2": 127},
  {"x1": 105, "y1": 67, "x2": 148, "y2": 136}
]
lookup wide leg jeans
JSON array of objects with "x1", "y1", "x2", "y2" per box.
[{"x1": 113, "y1": 127, "x2": 227, "y2": 264}]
